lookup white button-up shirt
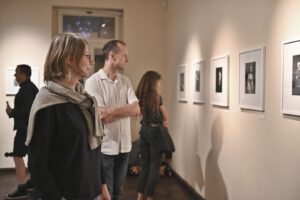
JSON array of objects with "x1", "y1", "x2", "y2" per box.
[{"x1": 85, "y1": 69, "x2": 139, "y2": 155}]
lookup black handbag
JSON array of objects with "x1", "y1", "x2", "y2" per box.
[{"x1": 158, "y1": 125, "x2": 175, "y2": 154}]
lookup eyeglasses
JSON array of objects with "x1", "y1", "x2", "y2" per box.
[{"x1": 85, "y1": 54, "x2": 92, "y2": 61}]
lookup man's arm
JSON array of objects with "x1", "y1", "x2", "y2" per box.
[
  {"x1": 9, "y1": 87, "x2": 36, "y2": 119},
  {"x1": 100, "y1": 102, "x2": 140, "y2": 124}
]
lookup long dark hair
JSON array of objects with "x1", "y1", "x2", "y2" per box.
[{"x1": 136, "y1": 71, "x2": 161, "y2": 116}]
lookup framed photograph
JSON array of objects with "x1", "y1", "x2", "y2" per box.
[
  {"x1": 282, "y1": 39, "x2": 300, "y2": 116},
  {"x1": 239, "y1": 47, "x2": 266, "y2": 111},
  {"x1": 177, "y1": 65, "x2": 187, "y2": 102},
  {"x1": 5, "y1": 68, "x2": 39, "y2": 96},
  {"x1": 210, "y1": 55, "x2": 229, "y2": 107},
  {"x1": 192, "y1": 61, "x2": 205, "y2": 103}
]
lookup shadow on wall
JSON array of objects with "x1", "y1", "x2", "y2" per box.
[
  {"x1": 194, "y1": 112, "x2": 205, "y2": 191},
  {"x1": 195, "y1": 153, "x2": 204, "y2": 191},
  {"x1": 205, "y1": 116, "x2": 228, "y2": 200}
]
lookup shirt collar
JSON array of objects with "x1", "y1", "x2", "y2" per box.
[{"x1": 98, "y1": 69, "x2": 120, "y2": 83}]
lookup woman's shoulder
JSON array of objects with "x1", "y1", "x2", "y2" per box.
[{"x1": 31, "y1": 87, "x2": 69, "y2": 115}]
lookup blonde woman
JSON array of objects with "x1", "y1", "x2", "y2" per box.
[{"x1": 26, "y1": 33, "x2": 110, "y2": 200}]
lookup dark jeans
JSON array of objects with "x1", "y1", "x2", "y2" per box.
[
  {"x1": 137, "y1": 125, "x2": 162, "y2": 197},
  {"x1": 101, "y1": 153, "x2": 129, "y2": 200}
]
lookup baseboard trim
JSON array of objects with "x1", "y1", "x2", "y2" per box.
[
  {"x1": 0, "y1": 167, "x2": 30, "y2": 173},
  {"x1": 0, "y1": 168, "x2": 15, "y2": 173},
  {"x1": 169, "y1": 165, "x2": 205, "y2": 200}
]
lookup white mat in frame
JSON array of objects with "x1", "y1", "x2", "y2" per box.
[
  {"x1": 210, "y1": 55, "x2": 229, "y2": 107},
  {"x1": 239, "y1": 47, "x2": 266, "y2": 111}
]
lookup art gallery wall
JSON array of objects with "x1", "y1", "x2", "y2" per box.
[
  {"x1": 2, "y1": 0, "x2": 300, "y2": 199},
  {"x1": 0, "y1": 0, "x2": 165, "y2": 168},
  {"x1": 163, "y1": 0, "x2": 300, "y2": 199}
]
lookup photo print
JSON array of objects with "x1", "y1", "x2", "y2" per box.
[
  {"x1": 216, "y1": 67, "x2": 223, "y2": 93},
  {"x1": 177, "y1": 65, "x2": 187, "y2": 102},
  {"x1": 245, "y1": 62, "x2": 256, "y2": 94},
  {"x1": 292, "y1": 54, "x2": 300, "y2": 95},
  {"x1": 195, "y1": 70, "x2": 201, "y2": 92},
  {"x1": 180, "y1": 72, "x2": 185, "y2": 92}
]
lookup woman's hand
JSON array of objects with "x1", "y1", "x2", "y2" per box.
[{"x1": 100, "y1": 184, "x2": 111, "y2": 200}]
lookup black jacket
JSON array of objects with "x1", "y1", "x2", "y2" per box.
[
  {"x1": 29, "y1": 103, "x2": 105, "y2": 200},
  {"x1": 9, "y1": 79, "x2": 39, "y2": 130}
]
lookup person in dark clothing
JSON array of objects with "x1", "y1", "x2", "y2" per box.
[
  {"x1": 26, "y1": 33, "x2": 111, "y2": 200},
  {"x1": 135, "y1": 71, "x2": 169, "y2": 200},
  {"x1": 5, "y1": 64, "x2": 39, "y2": 199}
]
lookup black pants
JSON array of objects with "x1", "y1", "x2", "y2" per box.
[{"x1": 137, "y1": 125, "x2": 162, "y2": 197}]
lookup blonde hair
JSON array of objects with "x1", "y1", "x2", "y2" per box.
[{"x1": 44, "y1": 32, "x2": 88, "y2": 82}]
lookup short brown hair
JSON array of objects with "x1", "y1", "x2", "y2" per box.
[
  {"x1": 102, "y1": 40, "x2": 126, "y2": 61},
  {"x1": 17, "y1": 64, "x2": 32, "y2": 78},
  {"x1": 44, "y1": 32, "x2": 88, "y2": 82}
]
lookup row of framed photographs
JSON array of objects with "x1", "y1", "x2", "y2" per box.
[{"x1": 177, "y1": 39, "x2": 300, "y2": 116}]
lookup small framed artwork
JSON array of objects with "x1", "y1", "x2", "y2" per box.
[
  {"x1": 210, "y1": 55, "x2": 229, "y2": 107},
  {"x1": 192, "y1": 61, "x2": 205, "y2": 103},
  {"x1": 177, "y1": 65, "x2": 187, "y2": 102},
  {"x1": 5, "y1": 68, "x2": 39, "y2": 96},
  {"x1": 282, "y1": 39, "x2": 300, "y2": 116},
  {"x1": 239, "y1": 47, "x2": 266, "y2": 111}
]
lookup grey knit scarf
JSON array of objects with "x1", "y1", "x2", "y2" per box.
[{"x1": 25, "y1": 80, "x2": 104, "y2": 150}]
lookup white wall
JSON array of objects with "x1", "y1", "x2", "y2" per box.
[
  {"x1": 163, "y1": 0, "x2": 300, "y2": 199},
  {"x1": 3, "y1": 0, "x2": 300, "y2": 199},
  {"x1": 0, "y1": 0, "x2": 164, "y2": 168}
]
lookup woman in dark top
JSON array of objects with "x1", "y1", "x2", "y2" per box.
[
  {"x1": 135, "y1": 71, "x2": 169, "y2": 200},
  {"x1": 26, "y1": 33, "x2": 111, "y2": 200}
]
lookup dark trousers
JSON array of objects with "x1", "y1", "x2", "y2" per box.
[
  {"x1": 101, "y1": 153, "x2": 129, "y2": 200},
  {"x1": 137, "y1": 125, "x2": 162, "y2": 197}
]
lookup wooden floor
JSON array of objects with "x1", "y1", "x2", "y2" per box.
[{"x1": 0, "y1": 171, "x2": 201, "y2": 200}]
